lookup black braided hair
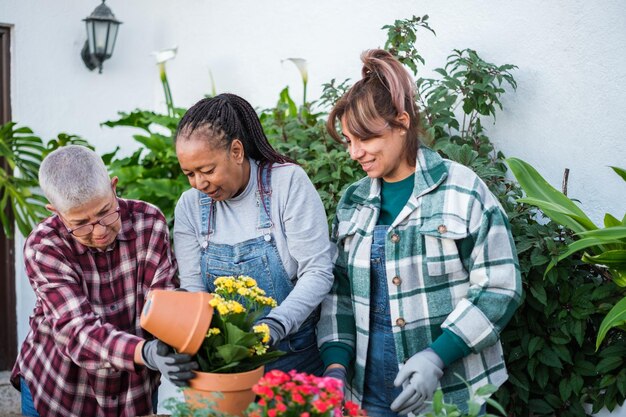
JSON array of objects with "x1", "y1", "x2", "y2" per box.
[{"x1": 175, "y1": 93, "x2": 295, "y2": 165}]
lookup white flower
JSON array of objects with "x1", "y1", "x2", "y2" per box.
[
  {"x1": 152, "y1": 46, "x2": 178, "y2": 65},
  {"x1": 282, "y1": 58, "x2": 308, "y2": 84}
]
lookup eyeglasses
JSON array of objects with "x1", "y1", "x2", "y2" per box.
[{"x1": 66, "y1": 207, "x2": 121, "y2": 237}]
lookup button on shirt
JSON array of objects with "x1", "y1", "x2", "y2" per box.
[{"x1": 11, "y1": 199, "x2": 178, "y2": 417}]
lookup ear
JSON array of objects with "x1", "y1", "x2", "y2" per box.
[
  {"x1": 230, "y1": 139, "x2": 245, "y2": 164},
  {"x1": 111, "y1": 176, "x2": 119, "y2": 194},
  {"x1": 396, "y1": 111, "x2": 410, "y2": 130},
  {"x1": 45, "y1": 204, "x2": 56, "y2": 214}
]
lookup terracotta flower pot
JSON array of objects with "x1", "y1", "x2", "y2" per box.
[
  {"x1": 184, "y1": 366, "x2": 265, "y2": 416},
  {"x1": 140, "y1": 289, "x2": 213, "y2": 355}
]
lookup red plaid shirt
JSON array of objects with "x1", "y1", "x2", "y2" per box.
[{"x1": 11, "y1": 199, "x2": 178, "y2": 417}]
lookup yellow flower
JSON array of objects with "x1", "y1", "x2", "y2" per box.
[
  {"x1": 252, "y1": 342, "x2": 268, "y2": 355},
  {"x1": 209, "y1": 294, "x2": 223, "y2": 307},
  {"x1": 253, "y1": 323, "x2": 270, "y2": 344},
  {"x1": 207, "y1": 327, "x2": 221, "y2": 336},
  {"x1": 243, "y1": 276, "x2": 257, "y2": 288}
]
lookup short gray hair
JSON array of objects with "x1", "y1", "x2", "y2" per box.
[{"x1": 39, "y1": 145, "x2": 112, "y2": 213}]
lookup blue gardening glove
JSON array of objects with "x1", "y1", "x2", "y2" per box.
[
  {"x1": 256, "y1": 317, "x2": 287, "y2": 348},
  {"x1": 391, "y1": 348, "x2": 444, "y2": 415},
  {"x1": 141, "y1": 340, "x2": 198, "y2": 387}
]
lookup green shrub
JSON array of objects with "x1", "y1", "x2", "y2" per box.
[
  {"x1": 0, "y1": 123, "x2": 92, "y2": 237},
  {"x1": 375, "y1": 15, "x2": 626, "y2": 417}
]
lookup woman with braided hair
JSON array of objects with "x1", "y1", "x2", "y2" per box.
[
  {"x1": 173, "y1": 93, "x2": 332, "y2": 375},
  {"x1": 317, "y1": 49, "x2": 522, "y2": 416}
]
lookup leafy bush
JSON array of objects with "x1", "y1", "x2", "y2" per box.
[
  {"x1": 259, "y1": 88, "x2": 361, "y2": 224},
  {"x1": 101, "y1": 109, "x2": 190, "y2": 228},
  {"x1": 375, "y1": 15, "x2": 626, "y2": 417},
  {"x1": 0, "y1": 123, "x2": 92, "y2": 237}
]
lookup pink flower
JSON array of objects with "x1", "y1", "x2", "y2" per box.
[
  {"x1": 251, "y1": 370, "x2": 365, "y2": 417},
  {"x1": 292, "y1": 392, "x2": 305, "y2": 405},
  {"x1": 312, "y1": 399, "x2": 331, "y2": 413}
]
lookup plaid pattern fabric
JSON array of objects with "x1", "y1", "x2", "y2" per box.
[
  {"x1": 11, "y1": 199, "x2": 178, "y2": 417},
  {"x1": 318, "y1": 147, "x2": 522, "y2": 408}
]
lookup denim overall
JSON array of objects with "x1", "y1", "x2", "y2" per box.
[
  {"x1": 362, "y1": 225, "x2": 402, "y2": 417},
  {"x1": 199, "y1": 163, "x2": 324, "y2": 375}
]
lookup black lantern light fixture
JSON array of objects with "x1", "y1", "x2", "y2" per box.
[{"x1": 80, "y1": 0, "x2": 122, "y2": 73}]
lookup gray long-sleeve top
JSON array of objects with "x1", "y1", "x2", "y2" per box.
[{"x1": 173, "y1": 159, "x2": 334, "y2": 336}]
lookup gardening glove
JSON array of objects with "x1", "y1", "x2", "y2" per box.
[
  {"x1": 390, "y1": 348, "x2": 444, "y2": 416},
  {"x1": 141, "y1": 340, "x2": 198, "y2": 387},
  {"x1": 256, "y1": 317, "x2": 287, "y2": 348},
  {"x1": 323, "y1": 365, "x2": 348, "y2": 395}
]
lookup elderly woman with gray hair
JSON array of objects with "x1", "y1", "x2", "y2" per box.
[{"x1": 11, "y1": 145, "x2": 196, "y2": 417}]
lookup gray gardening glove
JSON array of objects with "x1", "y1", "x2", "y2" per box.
[
  {"x1": 256, "y1": 317, "x2": 287, "y2": 348},
  {"x1": 324, "y1": 366, "x2": 348, "y2": 395},
  {"x1": 141, "y1": 340, "x2": 198, "y2": 387},
  {"x1": 391, "y1": 348, "x2": 444, "y2": 415}
]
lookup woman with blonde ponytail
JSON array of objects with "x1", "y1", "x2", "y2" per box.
[{"x1": 318, "y1": 49, "x2": 522, "y2": 416}]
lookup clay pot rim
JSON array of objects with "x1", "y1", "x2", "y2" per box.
[{"x1": 189, "y1": 365, "x2": 265, "y2": 391}]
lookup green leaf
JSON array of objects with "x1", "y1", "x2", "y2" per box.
[
  {"x1": 577, "y1": 225, "x2": 626, "y2": 240},
  {"x1": 605, "y1": 213, "x2": 622, "y2": 228},
  {"x1": 610, "y1": 166, "x2": 626, "y2": 182},
  {"x1": 570, "y1": 373, "x2": 584, "y2": 393},
  {"x1": 582, "y1": 250, "x2": 626, "y2": 266},
  {"x1": 215, "y1": 344, "x2": 249, "y2": 363},
  {"x1": 597, "y1": 297, "x2": 626, "y2": 349},
  {"x1": 595, "y1": 356, "x2": 623, "y2": 373},
  {"x1": 559, "y1": 379, "x2": 572, "y2": 401},
  {"x1": 537, "y1": 348, "x2": 562, "y2": 369},
  {"x1": 474, "y1": 384, "x2": 498, "y2": 396},
  {"x1": 528, "y1": 399, "x2": 553, "y2": 414},
  {"x1": 507, "y1": 157, "x2": 597, "y2": 233},
  {"x1": 530, "y1": 281, "x2": 548, "y2": 306},
  {"x1": 528, "y1": 336, "x2": 544, "y2": 358}
]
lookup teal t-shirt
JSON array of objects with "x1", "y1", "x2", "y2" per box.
[{"x1": 377, "y1": 173, "x2": 415, "y2": 225}]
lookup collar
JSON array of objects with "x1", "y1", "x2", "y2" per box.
[{"x1": 347, "y1": 146, "x2": 448, "y2": 205}]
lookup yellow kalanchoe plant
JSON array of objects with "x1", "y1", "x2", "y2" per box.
[{"x1": 196, "y1": 275, "x2": 284, "y2": 373}]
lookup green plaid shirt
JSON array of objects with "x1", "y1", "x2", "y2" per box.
[{"x1": 317, "y1": 147, "x2": 522, "y2": 409}]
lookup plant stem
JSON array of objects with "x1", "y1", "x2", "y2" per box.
[{"x1": 159, "y1": 63, "x2": 174, "y2": 117}]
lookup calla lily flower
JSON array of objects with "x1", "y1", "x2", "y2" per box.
[
  {"x1": 152, "y1": 46, "x2": 178, "y2": 65},
  {"x1": 283, "y1": 58, "x2": 309, "y2": 105},
  {"x1": 151, "y1": 46, "x2": 178, "y2": 116},
  {"x1": 282, "y1": 58, "x2": 308, "y2": 84}
]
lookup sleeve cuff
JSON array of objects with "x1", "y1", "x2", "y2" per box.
[
  {"x1": 320, "y1": 342, "x2": 354, "y2": 370},
  {"x1": 430, "y1": 329, "x2": 471, "y2": 367}
]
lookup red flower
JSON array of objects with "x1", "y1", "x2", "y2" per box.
[{"x1": 249, "y1": 370, "x2": 365, "y2": 417}]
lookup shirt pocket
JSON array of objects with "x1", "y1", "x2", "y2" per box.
[{"x1": 421, "y1": 216, "x2": 469, "y2": 277}]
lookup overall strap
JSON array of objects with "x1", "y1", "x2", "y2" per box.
[
  {"x1": 198, "y1": 191, "x2": 214, "y2": 250},
  {"x1": 256, "y1": 162, "x2": 273, "y2": 240}
]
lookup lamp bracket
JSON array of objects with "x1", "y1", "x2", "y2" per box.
[{"x1": 81, "y1": 41, "x2": 100, "y2": 72}]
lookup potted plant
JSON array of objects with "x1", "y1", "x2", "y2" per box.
[
  {"x1": 186, "y1": 275, "x2": 285, "y2": 416},
  {"x1": 140, "y1": 275, "x2": 284, "y2": 416}
]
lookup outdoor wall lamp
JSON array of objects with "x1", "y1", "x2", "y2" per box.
[{"x1": 80, "y1": 0, "x2": 122, "y2": 73}]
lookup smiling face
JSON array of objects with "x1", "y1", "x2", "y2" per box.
[
  {"x1": 341, "y1": 115, "x2": 414, "y2": 182},
  {"x1": 53, "y1": 180, "x2": 122, "y2": 250},
  {"x1": 176, "y1": 132, "x2": 250, "y2": 201}
]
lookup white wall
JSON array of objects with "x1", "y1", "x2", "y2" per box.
[{"x1": 2, "y1": 0, "x2": 625, "y2": 413}]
